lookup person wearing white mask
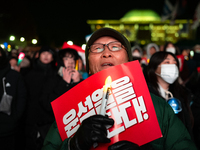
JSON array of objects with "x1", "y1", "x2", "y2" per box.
[
  {"x1": 163, "y1": 42, "x2": 180, "y2": 55},
  {"x1": 146, "y1": 51, "x2": 194, "y2": 141}
]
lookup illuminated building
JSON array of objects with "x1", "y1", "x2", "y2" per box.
[{"x1": 87, "y1": 9, "x2": 197, "y2": 46}]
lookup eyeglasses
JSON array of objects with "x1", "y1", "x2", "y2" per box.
[{"x1": 89, "y1": 41, "x2": 125, "y2": 53}]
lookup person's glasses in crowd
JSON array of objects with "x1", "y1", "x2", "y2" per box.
[{"x1": 90, "y1": 41, "x2": 125, "y2": 53}]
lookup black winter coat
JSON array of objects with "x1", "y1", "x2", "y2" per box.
[
  {"x1": 25, "y1": 59, "x2": 82, "y2": 127},
  {"x1": 0, "y1": 64, "x2": 27, "y2": 137},
  {"x1": 24, "y1": 59, "x2": 58, "y2": 126}
]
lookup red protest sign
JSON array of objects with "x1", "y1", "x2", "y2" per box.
[{"x1": 51, "y1": 60, "x2": 162, "y2": 149}]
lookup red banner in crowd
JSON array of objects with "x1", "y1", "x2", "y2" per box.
[
  {"x1": 176, "y1": 54, "x2": 184, "y2": 72},
  {"x1": 51, "y1": 60, "x2": 162, "y2": 149}
]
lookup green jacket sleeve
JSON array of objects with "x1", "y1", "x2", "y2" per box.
[
  {"x1": 42, "y1": 121, "x2": 70, "y2": 150},
  {"x1": 150, "y1": 93, "x2": 197, "y2": 150}
]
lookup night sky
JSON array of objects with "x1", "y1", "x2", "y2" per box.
[{"x1": 0, "y1": 0, "x2": 199, "y2": 47}]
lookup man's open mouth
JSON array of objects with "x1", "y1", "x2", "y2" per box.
[{"x1": 102, "y1": 63, "x2": 114, "y2": 66}]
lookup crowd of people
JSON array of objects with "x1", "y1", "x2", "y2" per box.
[
  {"x1": 0, "y1": 27, "x2": 200, "y2": 150},
  {"x1": 0, "y1": 46, "x2": 87, "y2": 150}
]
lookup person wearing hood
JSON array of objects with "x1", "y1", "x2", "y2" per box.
[
  {"x1": 42, "y1": 28, "x2": 197, "y2": 150},
  {"x1": 24, "y1": 46, "x2": 58, "y2": 150},
  {"x1": 131, "y1": 45, "x2": 143, "y2": 62},
  {"x1": 143, "y1": 43, "x2": 160, "y2": 80},
  {"x1": 131, "y1": 45, "x2": 148, "y2": 70},
  {"x1": 0, "y1": 48, "x2": 27, "y2": 150},
  {"x1": 146, "y1": 43, "x2": 159, "y2": 60}
]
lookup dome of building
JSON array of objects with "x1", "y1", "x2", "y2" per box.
[{"x1": 120, "y1": 9, "x2": 161, "y2": 22}]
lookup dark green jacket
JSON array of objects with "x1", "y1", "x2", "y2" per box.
[{"x1": 42, "y1": 93, "x2": 197, "y2": 150}]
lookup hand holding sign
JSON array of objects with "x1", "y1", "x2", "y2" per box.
[{"x1": 70, "y1": 115, "x2": 114, "y2": 150}]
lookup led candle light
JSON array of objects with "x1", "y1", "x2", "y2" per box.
[
  {"x1": 93, "y1": 76, "x2": 112, "y2": 148},
  {"x1": 17, "y1": 52, "x2": 25, "y2": 66},
  {"x1": 75, "y1": 60, "x2": 79, "y2": 71},
  {"x1": 100, "y1": 76, "x2": 112, "y2": 116}
]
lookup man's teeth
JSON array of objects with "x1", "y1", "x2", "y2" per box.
[{"x1": 103, "y1": 63, "x2": 112, "y2": 66}]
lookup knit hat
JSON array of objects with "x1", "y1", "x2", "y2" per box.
[
  {"x1": 39, "y1": 46, "x2": 55, "y2": 56},
  {"x1": 85, "y1": 27, "x2": 132, "y2": 73}
]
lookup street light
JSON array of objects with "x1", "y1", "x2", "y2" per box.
[
  {"x1": 32, "y1": 39, "x2": 37, "y2": 44},
  {"x1": 20, "y1": 37, "x2": 25, "y2": 42},
  {"x1": 0, "y1": 44, "x2": 5, "y2": 49},
  {"x1": 67, "y1": 41, "x2": 73, "y2": 45},
  {"x1": 9, "y1": 35, "x2": 15, "y2": 41},
  {"x1": 81, "y1": 44, "x2": 86, "y2": 50}
]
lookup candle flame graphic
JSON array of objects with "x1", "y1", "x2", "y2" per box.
[{"x1": 103, "y1": 76, "x2": 112, "y2": 92}]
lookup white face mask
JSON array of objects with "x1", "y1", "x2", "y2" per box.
[
  {"x1": 132, "y1": 51, "x2": 141, "y2": 57},
  {"x1": 157, "y1": 64, "x2": 179, "y2": 84},
  {"x1": 166, "y1": 47, "x2": 176, "y2": 54}
]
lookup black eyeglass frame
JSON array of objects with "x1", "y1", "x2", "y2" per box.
[{"x1": 89, "y1": 41, "x2": 126, "y2": 53}]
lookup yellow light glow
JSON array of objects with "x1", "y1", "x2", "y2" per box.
[
  {"x1": 96, "y1": 25, "x2": 101, "y2": 29},
  {"x1": 157, "y1": 26, "x2": 161, "y2": 30},
  {"x1": 120, "y1": 24, "x2": 124, "y2": 30},
  {"x1": 134, "y1": 24, "x2": 139, "y2": 30},
  {"x1": 97, "y1": 20, "x2": 104, "y2": 24},
  {"x1": 103, "y1": 76, "x2": 112, "y2": 92},
  {"x1": 164, "y1": 24, "x2": 168, "y2": 30},
  {"x1": 151, "y1": 33, "x2": 156, "y2": 37},
  {"x1": 181, "y1": 33, "x2": 188, "y2": 37},
  {"x1": 141, "y1": 40, "x2": 146, "y2": 45},
  {"x1": 179, "y1": 24, "x2": 183, "y2": 29},
  {"x1": 149, "y1": 24, "x2": 153, "y2": 30},
  {"x1": 7, "y1": 45, "x2": 11, "y2": 52},
  {"x1": 105, "y1": 23, "x2": 110, "y2": 27},
  {"x1": 175, "y1": 33, "x2": 179, "y2": 37}
]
